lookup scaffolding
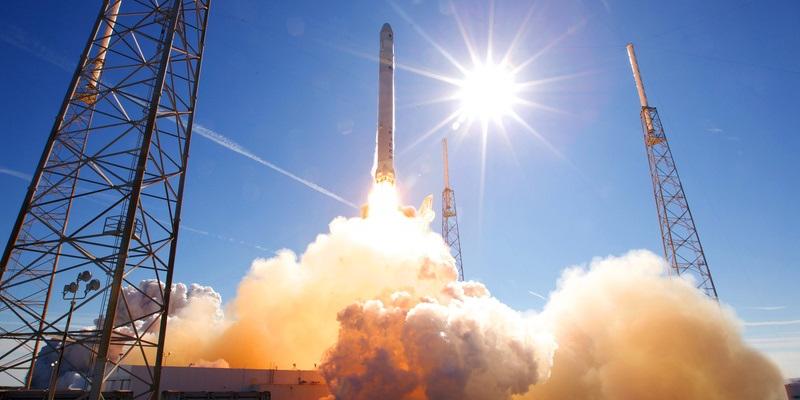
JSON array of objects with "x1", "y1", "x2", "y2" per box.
[
  {"x1": 0, "y1": 1, "x2": 211, "y2": 399},
  {"x1": 441, "y1": 139, "x2": 464, "y2": 281},
  {"x1": 626, "y1": 43, "x2": 718, "y2": 299}
]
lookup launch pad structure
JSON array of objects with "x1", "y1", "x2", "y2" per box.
[
  {"x1": 441, "y1": 139, "x2": 464, "y2": 281},
  {"x1": 0, "y1": 1, "x2": 210, "y2": 399},
  {"x1": 626, "y1": 43, "x2": 719, "y2": 300}
]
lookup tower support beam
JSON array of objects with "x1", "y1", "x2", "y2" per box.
[
  {"x1": 0, "y1": 1, "x2": 211, "y2": 398},
  {"x1": 441, "y1": 139, "x2": 464, "y2": 281},
  {"x1": 626, "y1": 43, "x2": 718, "y2": 299}
]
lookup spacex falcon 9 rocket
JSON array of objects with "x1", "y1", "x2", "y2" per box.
[
  {"x1": 362, "y1": 24, "x2": 434, "y2": 219},
  {"x1": 374, "y1": 23, "x2": 395, "y2": 185}
]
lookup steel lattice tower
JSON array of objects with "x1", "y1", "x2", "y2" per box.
[
  {"x1": 0, "y1": 0, "x2": 210, "y2": 398},
  {"x1": 626, "y1": 43, "x2": 718, "y2": 299},
  {"x1": 441, "y1": 139, "x2": 464, "y2": 281}
]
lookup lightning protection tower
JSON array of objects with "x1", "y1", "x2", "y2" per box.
[
  {"x1": 0, "y1": 1, "x2": 210, "y2": 399},
  {"x1": 626, "y1": 43, "x2": 718, "y2": 300},
  {"x1": 441, "y1": 138, "x2": 464, "y2": 281}
]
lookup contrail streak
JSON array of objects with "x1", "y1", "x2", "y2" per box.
[
  {"x1": 746, "y1": 306, "x2": 787, "y2": 311},
  {"x1": 0, "y1": 24, "x2": 73, "y2": 71},
  {"x1": 744, "y1": 319, "x2": 800, "y2": 327},
  {"x1": 194, "y1": 124, "x2": 358, "y2": 209},
  {"x1": 0, "y1": 167, "x2": 32, "y2": 181},
  {"x1": 179, "y1": 223, "x2": 272, "y2": 253},
  {"x1": 1, "y1": 164, "x2": 271, "y2": 251},
  {"x1": 527, "y1": 290, "x2": 547, "y2": 301},
  {"x1": 3, "y1": 23, "x2": 356, "y2": 209}
]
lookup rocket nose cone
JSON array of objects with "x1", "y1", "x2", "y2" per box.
[{"x1": 381, "y1": 23, "x2": 393, "y2": 34}]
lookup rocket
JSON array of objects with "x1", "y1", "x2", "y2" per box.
[
  {"x1": 373, "y1": 23, "x2": 395, "y2": 185},
  {"x1": 362, "y1": 23, "x2": 433, "y2": 219}
]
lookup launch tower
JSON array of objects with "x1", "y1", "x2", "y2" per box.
[
  {"x1": 441, "y1": 139, "x2": 464, "y2": 281},
  {"x1": 0, "y1": 1, "x2": 210, "y2": 398},
  {"x1": 626, "y1": 43, "x2": 718, "y2": 299}
]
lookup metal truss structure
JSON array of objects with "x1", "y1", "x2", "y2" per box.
[
  {"x1": 0, "y1": 1, "x2": 210, "y2": 399},
  {"x1": 640, "y1": 107, "x2": 718, "y2": 299},
  {"x1": 627, "y1": 43, "x2": 718, "y2": 300},
  {"x1": 441, "y1": 139, "x2": 464, "y2": 281}
]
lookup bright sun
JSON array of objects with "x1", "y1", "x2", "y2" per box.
[
  {"x1": 456, "y1": 61, "x2": 518, "y2": 123},
  {"x1": 387, "y1": 1, "x2": 578, "y2": 212}
]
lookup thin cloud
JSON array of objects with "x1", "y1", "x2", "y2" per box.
[
  {"x1": 744, "y1": 319, "x2": 800, "y2": 327},
  {"x1": 747, "y1": 306, "x2": 787, "y2": 311},
  {"x1": 194, "y1": 124, "x2": 357, "y2": 209},
  {"x1": 0, "y1": 167, "x2": 32, "y2": 181}
]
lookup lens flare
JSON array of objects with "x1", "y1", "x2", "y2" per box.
[{"x1": 456, "y1": 61, "x2": 518, "y2": 123}]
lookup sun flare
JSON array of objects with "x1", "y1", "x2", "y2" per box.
[
  {"x1": 456, "y1": 61, "x2": 518, "y2": 123},
  {"x1": 384, "y1": 1, "x2": 585, "y2": 222}
]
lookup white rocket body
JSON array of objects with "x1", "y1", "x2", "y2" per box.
[{"x1": 373, "y1": 23, "x2": 395, "y2": 184}]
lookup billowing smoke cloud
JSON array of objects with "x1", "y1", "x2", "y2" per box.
[
  {"x1": 523, "y1": 250, "x2": 787, "y2": 400},
  {"x1": 124, "y1": 281, "x2": 228, "y2": 368},
  {"x1": 167, "y1": 190, "x2": 555, "y2": 398},
  {"x1": 160, "y1": 191, "x2": 784, "y2": 399},
  {"x1": 31, "y1": 282, "x2": 225, "y2": 388},
  {"x1": 196, "y1": 200, "x2": 473, "y2": 369},
  {"x1": 30, "y1": 339, "x2": 93, "y2": 390},
  {"x1": 34, "y1": 188, "x2": 786, "y2": 399},
  {"x1": 110, "y1": 280, "x2": 224, "y2": 332},
  {"x1": 320, "y1": 284, "x2": 554, "y2": 400}
]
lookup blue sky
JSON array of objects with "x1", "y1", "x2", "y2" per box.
[{"x1": 1, "y1": 0, "x2": 798, "y2": 377}]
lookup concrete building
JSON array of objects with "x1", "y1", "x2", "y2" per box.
[{"x1": 108, "y1": 367, "x2": 330, "y2": 400}]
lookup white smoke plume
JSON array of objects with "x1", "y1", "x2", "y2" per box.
[
  {"x1": 148, "y1": 186, "x2": 784, "y2": 399},
  {"x1": 30, "y1": 282, "x2": 226, "y2": 388},
  {"x1": 38, "y1": 186, "x2": 784, "y2": 399},
  {"x1": 196, "y1": 189, "x2": 469, "y2": 369},
  {"x1": 111, "y1": 281, "x2": 224, "y2": 330},
  {"x1": 156, "y1": 186, "x2": 556, "y2": 399},
  {"x1": 30, "y1": 339, "x2": 93, "y2": 390},
  {"x1": 112, "y1": 281, "x2": 228, "y2": 368},
  {"x1": 524, "y1": 250, "x2": 787, "y2": 400},
  {"x1": 320, "y1": 284, "x2": 554, "y2": 400}
]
